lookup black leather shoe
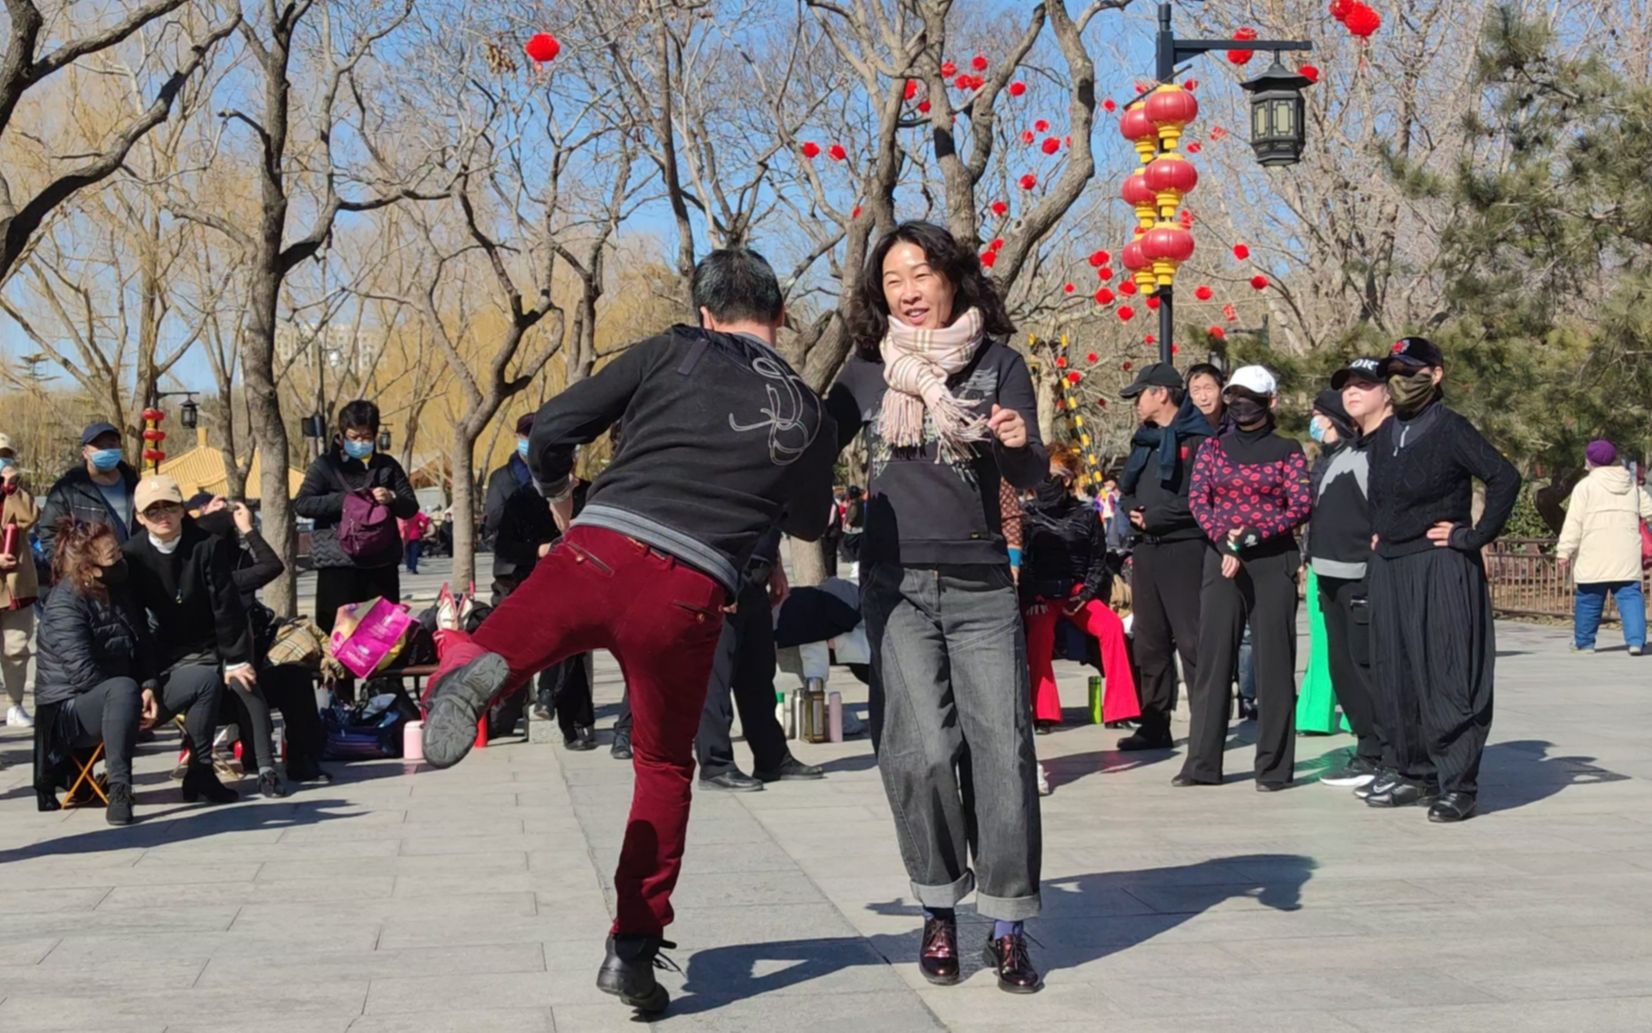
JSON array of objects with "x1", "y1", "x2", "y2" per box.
[
  {"x1": 754, "y1": 756, "x2": 825, "y2": 782},
  {"x1": 286, "y1": 757, "x2": 334, "y2": 784},
  {"x1": 983, "y1": 932, "x2": 1041, "y2": 994},
  {"x1": 700, "y1": 770, "x2": 764, "y2": 792},
  {"x1": 564, "y1": 726, "x2": 598, "y2": 752},
  {"x1": 919, "y1": 916, "x2": 960, "y2": 985},
  {"x1": 1365, "y1": 779, "x2": 1439, "y2": 808},
  {"x1": 1428, "y1": 791, "x2": 1477, "y2": 823},
  {"x1": 105, "y1": 782, "x2": 134, "y2": 826},
  {"x1": 257, "y1": 771, "x2": 288, "y2": 799},
  {"x1": 1255, "y1": 780, "x2": 1290, "y2": 792},
  {"x1": 1117, "y1": 730, "x2": 1174, "y2": 751},
  {"x1": 1353, "y1": 770, "x2": 1401, "y2": 800},
  {"x1": 1171, "y1": 773, "x2": 1216, "y2": 787},
  {"x1": 181, "y1": 766, "x2": 238, "y2": 804},
  {"x1": 596, "y1": 934, "x2": 677, "y2": 1014},
  {"x1": 610, "y1": 736, "x2": 633, "y2": 760}
]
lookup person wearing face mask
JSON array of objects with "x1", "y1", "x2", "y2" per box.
[
  {"x1": 826, "y1": 221, "x2": 1047, "y2": 994},
  {"x1": 1301, "y1": 365, "x2": 1391, "y2": 789},
  {"x1": 36, "y1": 421, "x2": 141, "y2": 563},
  {"x1": 33, "y1": 521, "x2": 155, "y2": 823},
  {"x1": 1182, "y1": 366, "x2": 1312, "y2": 790},
  {"x1": 1117, "y1": 363, "x2": 1214, "y2": 750},
  {"x1": 122, "y1": 475, "x2": 247, "y2": 802},
  {"x1": 1, "y1": 434, "x2": 41, "y2": 729},
  {"x1": 481, "y1": 412, "x2": 595, "y2": 750},
  {"x1": 1364, "y1": 337, "x2": 1520, "y2": 822},
  {"x1": 294, "y1": 400, "x2": 419, "y2": 634},
  {"x1": 1019, "y1": 445, "x2": 1140, "y2": 794}
]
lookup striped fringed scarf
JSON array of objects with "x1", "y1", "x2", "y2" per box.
[{"x1": 877, "y1": 307, "x2": 988, "y2": 463}]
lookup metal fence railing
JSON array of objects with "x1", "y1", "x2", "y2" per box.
[{"x1": 1485, "y1": 538, "x2": 1651, "y2": 620}]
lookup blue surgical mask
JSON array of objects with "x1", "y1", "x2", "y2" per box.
[
  {"x1": 1308, "y1": 418, "x2": 1327, "y2": 444},
  {"x1": 89, "y1": 448, "x2": 123, "y2": 471},
  {"x1": 0, "y1": 456, "x2": 15, "y2": 470},
  {"x1": 516, "y1": 440, "x2": 530, "y2": 459},
  {"x1": 343, "y1": 439, "x2": 374, "y2": 460}
]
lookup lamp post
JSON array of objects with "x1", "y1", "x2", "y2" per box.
[
  {"x1": 1129, "y1": 2, "x2": 1312, "y2": 367},
  {"x1": 142, "y1": 390, "x2": 201, "y2": 473}
]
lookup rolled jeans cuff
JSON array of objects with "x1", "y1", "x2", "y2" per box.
[
  {"x1": 910, "y1": 870, "x2": 975, "y2": 911},
  {"x1": 975, "y1": 889, "x2": 1042, "y2": 922}
]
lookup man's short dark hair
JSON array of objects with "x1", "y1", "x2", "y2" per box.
[
  {"x1": 338, "y1": 399, "x2": 380, "y2": 434},
  {"x1": 1186, "y1": 363, "x2": 1225, "y2": 387},
  {"x1": 691, "y1": 249, "x2": 784, "y2": 325}
]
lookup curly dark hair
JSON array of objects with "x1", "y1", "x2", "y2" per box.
[
  {"x1": 51, "y1": 519, "x2": 117, "y2": 602},
  {"x1": 847, "y1": 221, "x2": 1016, "y2": 361}
]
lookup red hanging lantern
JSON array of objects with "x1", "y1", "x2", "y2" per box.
[
  {"x1": 1233, "y1": 242, "x2": 1250, "y2": 260},
  {"x1": 142, "y1": 408, "x2": 164, "y2": 422},
  {"x1": 1117, "y1": 306, "x2": 1135, "y2": 322},
  {"x1": 1145, "y1": 295, "x2": 1161, "y2": 310},
  {"x1": 980, "y1": 251, "x2": 997, "y2": 268},
  {"x1": 142, "y1": 428, "x2": 166, "y2": 443},
  {"x1": 1102, "y1": 98, "x2": 1117, "y2": 113},
  {"x1": 1086, "y1": 352, "x2": 1099, "y2": 363},
  {"x1": 1144, "y1": 84, "x2": 1199, "y2": 150},
  {"x1": 1208, "y1": 326, "x2": 1227, "y2": 340},
  {"x1": 1067, "y1": 371, "x2": 1082, "y2": 385},
  {"x1": 1344, "y1": 4, "x2": 1381, "y2": 38},
  {"x1": 1223, "y1": 303, "x2": 1238, "y2": 321},
  {"x1": 1094, "y1": 287, "x2": 1115, "y2": 305},
  {"x1": 1119, "y1": 280, "x2": 1139, "y2": 296},
  {"x1": 1119, "y1": 103, "x2": 1157, "y2": 163},
  {"x1": 524, "y1": 33, "x2": 560, "y2": 64},
  {"x1": 801, "y1": 141, "x2": 820, "y2": 159},
  {"x1": 1141, "y1": 224, "x2": 1196, "y2": 286},
  {"x1": 1183, "y1": 79, "x2": 1199, "y2": 91},
  {"x1": 1064, "y1": 283, "x2": 1076, "y2": 293},
  {"x1": 1145, "y1": 153, "x2": 1198, "y2": 218},
  {"x1": 1122, "y1": 239, "x2": 1148, "y2": 274},
  {"x1": 972, "y1": 54, "x2": 989, "y2": 72},
  {"x1": 1009, "y1": 81, "x2": 1026, "y2": 97},
  {"x1": 1330, "y1": 0, "x2": 1352, "y2": 20},
  {"x1": 1097, "y1": 267, "x2": 1114, "y2": 281},
  {"x1": 1186, "y1": 141, "x2": 1203, "y2": 154},
  {"x1": 1088, "y1": 249, "x2": 1111, "y2": 267},
  {"x1": 991, "y1": 200, "x2": 1009, "y2": 216},
  {"x1": 917, "y1": 100, "x2": 932, "y2": 114},
  {"x1": 851, "y1": 205, "x2": 862, "y2": 219},
  {"x1": 828, "y1": 143, "x2": 847, "y2": 161},
  {"x1": 1227, "y1": 26, "x2": 1258, "y2": 66},
  {"x1": 1194, "y1": 285, "x2": 1214, "y2": 301},
  {"x1": 1250, "y1": 274, "x2": 1270, "y2": 290},
  {"x1": 1033, "y1": 119, "x2": 1050, "y2": 133},
  {"x1": 1019, "y1": 173, "x2": 1038, "y2": 190},
  {"x1": 1122, "y1": 169, "x2": 1157, "y2": 228},
  {"x1": 1021, "y1": 130, "x2": 1036, "y2": 144},
  {"x1": 989, "y1": 237, "x2": 1005, "y2": 252},
  {"x1": 1041, "y1": 137, "x2": 1061, "y2": 155},
  {"x1": 142, "y1": 448, "x2": 166, "y2": 463},
  {"x1": 1299, "y1": 64, "x2": 1321, "y2": 84},
  {"x1": 1056, "y1": 355, "x2": 1068, "y2": 369},
  {"x1": 941, "y1": 60, "x2": 957, "y2": 77}
]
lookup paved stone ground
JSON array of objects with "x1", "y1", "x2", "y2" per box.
[{"x1": 4, "y1": 556, "x2": 1652, "y2": 1031}]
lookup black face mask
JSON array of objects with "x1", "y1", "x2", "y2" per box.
[
  {"x1": 1228, "y1": 397, "x2": 1270, "y2": 430},
  {"x1": 1035, "y1": 475, "x2": 1069, "y2": 505},
  {"x1": 98, "y1": 559, "x2": 129, "y2": 589}
]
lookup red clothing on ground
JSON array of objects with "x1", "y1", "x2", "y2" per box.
[
  {"x1": 399, "y1": 511, "x2": 431, "y2": 544},
  {"x1": 455, "y1": 525, "x2": 725, "y2": 936},
  {"x1": 1024, "y1": 588, "x2": 1140, "y2": 725}
]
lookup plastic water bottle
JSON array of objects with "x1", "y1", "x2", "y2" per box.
[
  {"x1": 403, "y1": 719, "x2": 424, "y2": 763},
  {"x1": 828, "y1": 692, "x2": 843, "y2": 743}
]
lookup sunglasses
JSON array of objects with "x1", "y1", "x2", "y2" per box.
[{"x1": 143, "y1": 502, "x2": 183, "y2": 518}]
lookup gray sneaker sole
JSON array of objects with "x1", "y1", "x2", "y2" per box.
[{"x1": 422, "y1": 654, "x2": 510, "y2": 770}]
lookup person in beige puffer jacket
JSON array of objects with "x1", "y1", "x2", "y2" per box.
[
  {"x1": 1, "y1": 433, "x2": 42, "y2": 726},
  {"x1": 1556, "y1": 439, "x2": 1652, "y2": 654}
]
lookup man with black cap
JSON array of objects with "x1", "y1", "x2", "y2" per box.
[
  {"x1": 1116, "y1": 363, "x2": 1213, "y2": 750},
  {"x1": 1364, "y1": 337, "x2": 1519, "y2": 822},
  {"x1": 37, "y1": 421, "x2": 141, "y2": 562},
  {"x1": 1307, "y1": 359, "x2": 1389, "y2": 789}
]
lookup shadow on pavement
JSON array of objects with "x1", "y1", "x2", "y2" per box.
[
  {"x1": 1478, "y1": 739, "x2": 1630, "y2": 814},
  {"x1": 664, "y1": 854, "x2": 1313, "y2": 1018},
  {"x1": 0, "y1": 797, "x2": 364, "y2": 863}
]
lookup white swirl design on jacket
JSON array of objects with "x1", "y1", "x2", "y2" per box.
[{"x1": 728, "y1": 353, "x2": 820, "y2": 465}]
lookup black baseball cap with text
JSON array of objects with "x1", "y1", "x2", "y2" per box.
[
  {"x1": 1119, "y1": 362, "x2": 1185, "y2": 398},
  {"x1": 1378, "y1": 336, "x2": 1444, "y2": 376},
  {"x1": 1330, "y1": 357, "x2": 1384, "y2": 390}
]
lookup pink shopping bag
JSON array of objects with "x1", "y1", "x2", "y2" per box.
[{"x1": 330, "y1": 596, "x2": 416, "y2": 679}]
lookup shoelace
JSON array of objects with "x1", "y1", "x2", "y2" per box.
[
  {"x1": 650, "y1": 940, "x2": 683, "y2": 975},
  {"x1": 922, "y1": 921, "x2": 956, "y2": 957}
]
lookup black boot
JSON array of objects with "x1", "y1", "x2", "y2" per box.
[
  {"x1": 35, "y1": 783, "x2": 61, "y2": 812},
  {"x1": 181, "y1": 765, "x2": 239, "y2": 804},
  {"x1": 105, "y1": 782, "x2": 134, "y2": 826},
  {"x1": 595, "y1": 934, "x2": 677, "y2": 1014},
  {"x1": 257, "y1": 770, "x2": 289, "y2": 798},
  {"x1": 564, "y1": 725, "x2": 597, "y2": 752},
  {"x1": 286, "y1": 756, "x2": 334, "y2": 783}
]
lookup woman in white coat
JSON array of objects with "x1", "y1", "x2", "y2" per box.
[{"x1": 1556, "y1": 440, "x2": 1652, "y2": 654}]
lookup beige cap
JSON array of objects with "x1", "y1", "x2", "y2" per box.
[
  {"x1": 0, "y1": 432, "x2": 13, "y2": 455},
  {"x1": 134, "y1": 474, "x2": 185, "y2": 513}
]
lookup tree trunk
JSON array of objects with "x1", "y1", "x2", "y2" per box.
[
  {"x1": 245, "y1": 265, "x2": 296, "y2": 614},
  {"x1": 788, "y1": 536, "x2": 828, "y2": 587},
  {"x1": 449, "y1": 424, "x2": 478, "y2": 588}
]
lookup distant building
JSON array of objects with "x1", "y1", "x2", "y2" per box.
[{"x1": 274, "y1": 322, "x2": 378, "y2": 378}]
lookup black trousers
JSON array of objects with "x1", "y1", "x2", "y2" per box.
[
  {"x1": 1129, "y1": 537, "x2": 1204, "y2": 737},
  {"x1": 1369, "y1": 548, "x2": 1495, "y2": 794},
  {"x1": 1184, "y1": 545, "x2": 1299, "y2": 785},
  {"x1": 314, "y1": 564, "x2": 401, "y2": 632},
  {"x1": 542, "y1": 653, "x2": 595, "y2": 741},
  {"x1": 697, "y1": 578, "x2": 790, "y2": 777},
  {"x1": 222, "y1": 680, "x2": 276, "y2": 772},
  {"x1": 156, "y1": 663, "x2": 226, "y2": 769},
  {"x1": 64, "y1": 677, "x2": 143, "y2": 785},
  {"x1": 1317, "y1": 573, "x2": 1385, "y2": 766},
  {"x1": 259, "y1": 663, "x2": 326, "y2": 766}
]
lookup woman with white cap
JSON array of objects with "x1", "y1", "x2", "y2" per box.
[{"x1": 1181, "y1": 365, "x2": 1312, "y2": 790}]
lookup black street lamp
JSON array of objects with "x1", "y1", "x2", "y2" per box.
[
  {"x1": 377, "y1": 428, "x2": 393, "y2": 454},
  {"x1": 1139, "y1": 2, "x2": 1313, "y2": 366}
]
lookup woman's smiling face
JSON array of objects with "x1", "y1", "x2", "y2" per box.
[{"x1": 881, "y1": 240, "x2": 956, "y2": 330}]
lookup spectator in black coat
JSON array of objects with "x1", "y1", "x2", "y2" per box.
[
  {"x1": 33, "y1": 520, "x2": 152, "y2": 823},
  {"x1": 293, "y1": 400, "x2": 418, "y2": 632},
  {"x1": 36, "y1": 421, "x2": 141, "y2": 560},
  {"x1": 481, "y1": 413, "x2": 594, "y2": 748},
  {"x1": 121, "y1": 475, "x2": 243, "y2": 804},
  {"x1": 196, "y1": 499, "x2": 330, "y2": 785}
]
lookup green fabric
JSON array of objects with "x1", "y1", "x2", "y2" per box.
[{"x1": 1296, "y1": 568, "x2": 1343, "y2": 733}]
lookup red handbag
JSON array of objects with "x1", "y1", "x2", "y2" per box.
[{"x1": 1640, "y1": 520, "x2": 1652, "y2": 569}]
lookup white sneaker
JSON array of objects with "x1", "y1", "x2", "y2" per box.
[
  {"x1": 6, "y1": 704, "x2": 32, "y2": 728},
  {"x1": 1036, "y1": 763, "x2": 1052, "y2": 797}
]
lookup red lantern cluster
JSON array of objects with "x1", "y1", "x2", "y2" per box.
[
  {"x1": 140, "y1": 408, "x2": 168, "y2": 471},
  {"x1": 1336, "y1": 3, "x2": 1382, "y2": 39},
  {"x1": 1227, "y1": 27, "x2": 1257, "y2": 66}
]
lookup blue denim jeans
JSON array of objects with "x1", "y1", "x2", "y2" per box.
[{"x1": 1574, "y1": 581, "x2": 1646, "y2": 650}]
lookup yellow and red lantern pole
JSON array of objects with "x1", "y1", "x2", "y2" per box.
[{"x1": 140, "y1": 408, "x2": 168, "y2": 474}]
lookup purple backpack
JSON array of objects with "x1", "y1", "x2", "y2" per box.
[{"x1": 338, "y1": 490, "x2": 400, "y2": 565}]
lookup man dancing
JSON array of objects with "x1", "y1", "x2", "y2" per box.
[{"x1": 421, "y1": 249, "x2": 837, "y2": 1013}]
